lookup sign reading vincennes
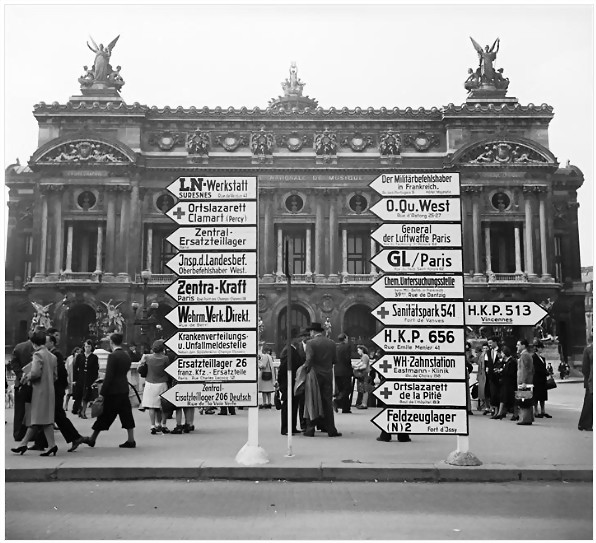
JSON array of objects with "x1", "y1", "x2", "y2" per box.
[{"x1": 164, "y1": 176, "x2": 258, "y2": 408}]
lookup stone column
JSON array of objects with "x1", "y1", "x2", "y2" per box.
[
  {"x1": 342, "y1": 227, "x2": 348, "y2": 277},
  {"x1": 104, "y1": 186, "x2": 118, "y2": 278},
  {"x1": 514, "y1": 225, "x2": 522, "y2": 274},
  {"x1": 305, "y1": 226, "x2": 312, "y2": 276},
  {"x1": 328, "y1": 190, "x2": 338, "y2": 279},
  {"x1": 537, "y1": 187, "x2": 551, "y2": 278},
  {"x1": 522, "y1": 186, "x2": 535, "y2": 276},
  {"x1": 128, "y1": 177, "x2": 142, "y2": 278},
  {"x1": 51, "y1": 185, "x2": 64, "y2": 274},
  {"x1": 146, "y1": 226, "x2": 153, "y2": 272},
  {"x1": 484, "y1": 224, "x2": 492, "y2": 274},
  {"x1": 471, "y1": 188, "x2": 482, "y2": 276},
  {"x1": 276, "y1": 227, "x2": 283, "y2": 276},
  {"x1": 118, "y1": 186, "x2": 131, "y2": 279},
  {"x1": 461, "y1": 188, "x2": 473, "y2": 275},
  {"x1": 566, "y1": 201, "x2": 582, "y2": 280},
  {"x1": 5, "y1": 201, "x2": 19, "y2": 281},
  {"x1": 81, "y1": 234, "x2": 89, "y2": 272},
  {"x1": 64, "y1": 224, "x2": 74, "y2": 273},
  {"x1": 370, "y1": 232, "x2": 377, "y2": 275},
  {"x1": 262, "y1": 189, "x2": 273, "y2": 277},
  {"x1": 314, "y1": 191, "x2": 324, "y2": 279},
  {"x1": 38, "y1": 191, "x2": 49, "y2": 276},
  {"x1": 94, "y1": 224, "x2": 103, "y2": 274}
]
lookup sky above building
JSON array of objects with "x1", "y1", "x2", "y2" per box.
[{"x1": 3, "y1": 3, "x2": 594, "y2": 265}]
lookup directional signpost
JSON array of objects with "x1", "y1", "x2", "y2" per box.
[
  {"x1": 464, "y1": 302, "x2": 549, "y2": 327},
  {"x1": 163, "y1": 176, "x2": 267, "y2": 465},
  {"x1": 369, "y1": 172, "x2": 476, "y2": 463}
]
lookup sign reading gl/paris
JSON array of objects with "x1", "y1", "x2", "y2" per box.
[{"x1": 371, "y1": 249, "x2": 463, "y2": 273}]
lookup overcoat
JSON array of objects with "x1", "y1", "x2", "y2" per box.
[{"x1": 28, "y1": 346, "x2": 57, "y2": 426}]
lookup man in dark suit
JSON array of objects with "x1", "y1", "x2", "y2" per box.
[
  {"x1": 10, "y1": 326, "x2": 44, "y2": 441},
  {"x1": 304, "y1": 322, "x2": 341, "y2": 437},
  {"x1": 334, "y1": 333, "x2": 353, "y2": 414},
  {"x1": 278, "y1": 340, "x2": 303, "y2": 435},
  {"x1": 85, "y1": 333, "x2": 136, "y2": 448}
]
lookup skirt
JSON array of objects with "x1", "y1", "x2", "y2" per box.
[{"x1": 141, "y1": 381, "x2": 168, "y2": 409}]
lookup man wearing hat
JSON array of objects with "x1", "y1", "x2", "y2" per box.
[{"x1": 303, "y1": 322, "x2": 341, "y2": 437}]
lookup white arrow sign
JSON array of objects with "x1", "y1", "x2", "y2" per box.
[
  {"x1": 161, "y1": 382, "x2": 258, "y2": 408},
  {"x1": 372, "y1": 354, "x2": 466, "y2": 381},
  {"x1": 166, "y1": 176, "x2": 258, "y2": 200},
  {"x1": 371, "y1": 249, "x2": 463, "y2": 273},
  {"x1": 371, "y1": 408, "x2": 468, "y2": 435},
  {"x1": 167, "y1": 226, "x2": 258, "y2": 251},
  {"x1": 371, "y1": 274, "x2": 464, "y2": 300},
  {"x1": 166, "y1": 252, "x2": 258, "y2": 277},
  {"x1": 372, "y1": 327, "x2": 466, "y2": 353},
  {"x1": 373, "y1": 301, "x2": 465, "y2": 326},
  {"x1": 165, "y1": 356, "x2": 258, "y2": 382},
  {"x1": 166, "y1": 278, "x2": 258, "y2": 304},
  {"x1": 369, "y1": 173, "x2": 461, "y2": 197},
  {"x1": 370, "y1": 197, "x2": 461, "y2": 222},
  {"x1": 165, "y1": 330, "x2": 257, "y2": 356},
  {"x1": 372, "y1": 380, "x2": 467, "y2": 407},
  {"x1": 166, "y1": 304, "x2": 257, "y2": 330},
  {"x1": 371, "y1": 223, "x2": 462, "y2": 248},
  {"x1": 166, "y1": 201, "x2": 258, "y2": 226},
  {"x1": 465, "y1": 302, "x2": 549, "y2": 326}
]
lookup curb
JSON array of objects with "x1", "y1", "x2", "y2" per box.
[{"x1": 5, "y1": 464, "x2": 593, "y2": 483}]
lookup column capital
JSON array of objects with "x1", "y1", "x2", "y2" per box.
[
  {"x1": 258, "y1": 187, "x2": 276, "y2": 195},
  {"x1": 522, "y1": 184, "x2": 540, "y2": 195},
  {"x1": 462, "y1": 185, "x2": 483, "y2": 195},
  {"x1": 47, "y1": 184, "x2": 66, "y2": 194}
]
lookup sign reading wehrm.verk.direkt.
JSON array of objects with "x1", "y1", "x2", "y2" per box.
[
  {"x1": 162, "y1": 177, "x2": 259, "y2": 408},
  {"x1": 370, "y1": 173, "x2": 468, "y2": 436}
]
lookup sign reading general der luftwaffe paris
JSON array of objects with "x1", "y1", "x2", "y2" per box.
[
  {"x1": 369, "y1": 173, "x2": 469, "y2": 435},
  {"x1": 161, "y1": 177, "x2": 259, "y2": 407}
]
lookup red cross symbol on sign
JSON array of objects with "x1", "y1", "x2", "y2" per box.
[
  {"x1": 173, "y1": 207, "x2": 186, "y2": 220},
  {"x1": 376, "y1": 306, "x2": 390, "y2": 320},
  {"x1": 379, "y1": 387, "x2": 392, "y2": 400},
  {"x1": 379, "y1": 360, "x2": 392, "y2": 372}
]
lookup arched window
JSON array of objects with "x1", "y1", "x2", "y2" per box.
[
  {"x1": 343, "y1": 304, "x2": 377, "y2": 355},
  {"x1": 277, "y1": 305, "x2": 311, "y2": 353}
]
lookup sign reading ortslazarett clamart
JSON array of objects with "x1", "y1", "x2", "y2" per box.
[
  {"x1": 370, "y1": 172, "x2": 468, "y2": 436},
  {"x1": 163, "y1": 177, "x2": 259, "y2": 408}
]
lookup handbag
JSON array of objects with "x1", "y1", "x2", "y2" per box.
[
  {"x1": 20, "y1": 383, "x2": 33, "y2": 403},
  {"x1": 546, "y1": 375, "x2": 557, "y2": 390},
  {"x1": 138, "y1": 362, "x2": 148, "y2": 378},
  {"x1": 274, "y1": 389, "x2": 282, "y2": 410},
  {"x1": 91, "y1": 396, "x2": 104, "y2": 418},
  {"x1": 471, "y1": 382, "x2": 479, "y2": 400}
]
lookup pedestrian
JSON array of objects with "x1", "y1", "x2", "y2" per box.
[
  {"x1": 333, "y1": 333, "x2": 353, "y2": 414},
  {"x1": 465, "y1": 342, "x2": 475, "y2": 415},
  {"x1": 546, "y1": 362, "x2": 554, "y2": 377},
  {"x1": 303, "y1": 322, "x2": 341, "y2": 438},
  {"x1": 474, "y1": 345, "x2": 487, "y2": 412},
  {"x1": 257, "y1": 347, "x2": 275, "y2": 409},
  {"x1": 84, "y1": 333, "x2": 136, "y2": 448},
  {"x1": 11, "y1": 330, "x2": 58, "y2": 456},
  {"x1": 128, "y1": 342, "x2": 142, "y2": 363},
  {"x1": 10, "y1": 326, "x2": 42, "y2": 441},
  {"x1": 532, "y1": 339, "x2": 552, "y2": 419},
  {"x1": 139, "y1": 339, "x2": 172, "y2": 434},
  {"x1": 487, "y1": 336, "x2": 502, "y2": 416},
  {"x1": 578, "y1": 336, "x2": 593, "y2": 431},
  {"x1": 353, "y1": 345, "x2": 372, "y2": 410},
  {"x1": 278, "y1": 339, "x2": 302, "y2": 435},
  {"x1": 494, "y1": 346, "x2": 517, "y2": 420},
  {"x1": 72, "y1": 340, "x2": 99, "y2": 419},
  {"x1": 478, "y1": 343, "x2": 493, "y2": 414},
  {"x1": 516, "y1": 339, "x2": 535, "y2": 426},
  {"x1": 63, "y1": 346, "x2": 81, "y2": 412}
]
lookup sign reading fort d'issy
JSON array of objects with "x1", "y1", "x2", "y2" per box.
[
  {"x1": 369, "y1": 172, "x2": 468, "y2": 436},
  {"x1": 163, "y1": 177, "x2": 259, "y2": 408}
]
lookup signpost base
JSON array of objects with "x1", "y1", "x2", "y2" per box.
[
  {"x1": 235, "y1": 407, "x2": 269, "y2": 466},
  {"x1": 445, "y1": 436, "x2": 482, "y2": 466}
]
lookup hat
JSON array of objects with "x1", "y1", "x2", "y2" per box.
[{"x1": 307, "y1": 322, "x2": 324, "y2": 333}]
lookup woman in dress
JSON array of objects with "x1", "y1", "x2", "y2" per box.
[
  {"x1": 495, "y1": 346, "x2": 517, "y2": 420},
  {"x1": 257, "y1": 347, "x2": 275, "y2": 408},
  {"x1": 532, "y1": 339, "x2": 552, "y2": 419},
  {"x1": 73, "y1": 340, "x2": 99, "y2": 419},
  {"x1": 140, "y1": 340, "x2": 172, "y2": 434},
  {"x1": 63, "y1": 346, "x2": 81, "y2": 412},
  {"x1": 353, "y1": 345, "x2": 372, "y2": 410},
  {"x1": 11, "y1": 331, "x2": 58, "y2": 456}
]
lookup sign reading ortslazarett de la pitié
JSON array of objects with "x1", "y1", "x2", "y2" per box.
[
  {"x1": 163, "y1": 176, "x2": 259, "y2": 408},
  {"x1": 370, "y1": 172, "x2": 468, "y2": 436}
]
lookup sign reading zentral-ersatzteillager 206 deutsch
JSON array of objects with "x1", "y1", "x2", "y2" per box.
[
  {"x1": 369, "y1": 173, "x2": 468, "y2": 436},
  {"x1": 161, "y1": 177, "x2": 259, "y2": 408}
]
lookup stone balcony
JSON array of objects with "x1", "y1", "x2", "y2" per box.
[
  {"x1": 465, "y1": 273, "x2": 558, "y2": 285},
  {"x1": 133, "y1": 273, "x2": 175, "y2": 285}
]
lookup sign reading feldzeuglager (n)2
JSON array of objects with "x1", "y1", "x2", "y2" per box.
[{"x1": 369, "y1": 172, "x2": 468, "y2": 436}]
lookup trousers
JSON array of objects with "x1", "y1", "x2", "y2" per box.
[
  {"x1": 334, "y1": 375, "x2": 352, "y2": 412},
  {"x1": 280, "y1": 387, "x2": 301, "y2": 432},
  {"x1": 35, "y1": 389, "x2": 81, "y2": 446},
  {"x1": 13, "y1": 385, "x2": 29, "y2": 441},
  {"x1": 578, "y1": 390, "x2": 593, "y2": 430},
  {"x1": 306, "y1": 373, "x2": 337, "y2": 435}
]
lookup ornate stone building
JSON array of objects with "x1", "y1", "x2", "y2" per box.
[{"x1": 4, "y1": 40, "x2": 587, "y2": 362}]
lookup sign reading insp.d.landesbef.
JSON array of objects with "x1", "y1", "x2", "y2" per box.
[
  {"x1": 166, "y1": 252, "x2": 257, "y2": 277},
  {"x1": 167, "y1": 176, "x2": 257, "y2": 200},
  {"x1": 369, "y1": 173, "x2": 460, "y2": 197}
]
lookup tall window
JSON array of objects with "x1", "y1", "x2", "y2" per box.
[
  {"x1": 284, "y1": 231, "x2": 306, "y2": 275},
  {"x1": 554, "y1": 235, "x2": 563, "y2": 283},
  {"x1": 347, "y1": 232, "x2": 369, "y2": 274},
  {"x1": 66, "y1": 222, "x2": 103, "y2": 272},
  {"x1": 23, "y1": 235, "x2": 33, "y2": 281},
  {"x1": 152, "y1": 227, "x2": 176, "y2": 273}
]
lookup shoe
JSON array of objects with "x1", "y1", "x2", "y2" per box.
[
  {"x1": 27, "y1": 444, "x2": 46, "y2": 451},
  {"x1": 511, "y1": 416, "x2": 520, "y2": 422},
  {"x1": 172, "y1": 426, "x2": 184, "y2": 434},
  {"x1": 11, "y1": 446, "x2": 27, "y2": 455},
  {"x1": 68, "y1": 437, "x2": 85, "y2": 452},
  {"x1": 483, "y1": 410, "x2": 491, "y2": 416},
  {"x1": 356, "y1": 405, "x2": 368, "y2": 410},
  {"x1": 516, "y1": 422, "x2": 532, "y2": 426},
  {"x1": 53, "y1": 424, "x2": 59, "y2": 431},
  {"x1": 303, "y1": 430, "x2": 315, "y2": 437},
  {"x1": 543, "y1": 414, "x2": 552, "y2": 419},
  {"x1": 119, "y1": 441, "x2": 136, "y2": 448},
  {"x1": 495, "y1": 415, "x2": 506, "y2": 420},
  {"x1": 332, "y1": 400, "x2": 339, "y2": 413},
  {"x1": 183, "y1": 424, "x2": 191, "y2": 433},
  {"x1": 535, "y1": 414, "x2": 544, "y2": 418},
  {"x1": 489, "y1": 414, "x2": 498, "y2": 419},
  {"x1": 328, "y1": 432, "x2": 342, "y2": 438},
  {"x1": 397, "y1": 436, "x2": 412, "y2": 442},
  {"x1": 84, "y1": 437, "x2": 95, "y2": 448},
  {"x1": 40, "y1": 445, "x2": 58, "y2": 456},
  {"x1": 151, "y1": 427, "x2": 161, "y2": 435},
  {"x1": 376, "y1": 436, "x2": 391, "y2": 442},
  {"x1": 80, "y1": 413, "x2": 88, "y2": 420},
  {"x1": 218, "y1": 412, "x2": 227, "y2": 416},
  {"x1": 138, "y1": 407, "x2": 146, "y2": 412},
  {"x1": 258, "y1": 405, "x2": 265, "y2": 410},
  {"x1": 342, "y1": 410, "x2": 352, "y2": 414},
  {"x1": 160, "y1": 426, "x2": 170, "y2": 434},
  {"x1": 467, "y1": 411, "x2": 474, "y2": 415}
]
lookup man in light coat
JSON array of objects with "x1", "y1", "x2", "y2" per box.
[{"x1": 516, "y1": 339, "x2": 534, "y2": 426}]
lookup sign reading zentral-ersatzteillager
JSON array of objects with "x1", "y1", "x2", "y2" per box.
[
  {"x1": 162, "y1": 177, "x2": 259, "y2": 408},
  {"x1": 369, "y1": 172, "x2": 468, "y2": 436}
]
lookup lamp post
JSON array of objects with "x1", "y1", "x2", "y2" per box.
[{"x1": 132, "y1": 270, "x2": 161, "y2": 343}]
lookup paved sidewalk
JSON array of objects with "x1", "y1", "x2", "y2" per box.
[{"x1": 5, "y1": 383, "x2": 592, "y2": 482}]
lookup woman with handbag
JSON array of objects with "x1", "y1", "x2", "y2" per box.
[
  {"x1": 72, "y1": 340, "x2": 99, "y2": 419},
  {"x1": 11, "y1": 331, "x2": 58, "y2": 456},
  {"x1": 495, "y1": 346, "x2": 517, "y2": 420},
  {"x1": 353, "y1": 345, "x2": 372, "y2": 410},
  {"x1": 258, "y1": 347, "x2": 275, "y2": 409},
  {"x1": 532, "y1": 339, "x2": 552, "y2": 419},
  {"x1": 140, "y1": 340, "x2": 172, "y2": 434}
]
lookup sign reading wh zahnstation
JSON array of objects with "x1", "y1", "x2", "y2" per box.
[{"x1": 163, "y1": 176, "x2": 259, "y2": 408}]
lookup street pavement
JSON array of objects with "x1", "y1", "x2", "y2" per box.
[
  {"x1": 5, "y1": 480, "x2": 593, "y2": 539},
  {"x1": 4, "y1": 381, "x2": 592, "y2": 482}
]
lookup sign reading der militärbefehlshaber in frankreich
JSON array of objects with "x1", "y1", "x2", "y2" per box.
[
  {"x1": 370, "y1": 172, "x2": 468, "y2": 436},
  {"x1": 162, "y1": 177, "x2": 259, "y2": 408}
]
